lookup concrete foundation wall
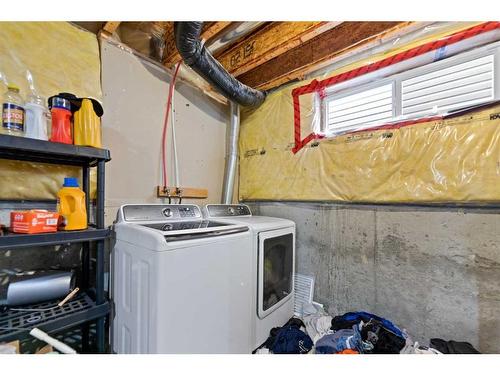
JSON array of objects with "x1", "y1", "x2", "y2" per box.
[{"x1": 249, "y1": 202, "x2": 500, "y2": 353}]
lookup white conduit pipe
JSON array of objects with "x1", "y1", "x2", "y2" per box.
[
  {"x1": 30, "y1": 328, "x2": 77, "y2": 354},
  {"x1": 221, "y1": 101, "x2": 240, "y2": 204},
  {"x1": 170, "y1": 86, "x2": 180, "y2": 188}
]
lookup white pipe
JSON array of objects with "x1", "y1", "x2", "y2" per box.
[
  {"x1": 171, "y1": 86, "x2": 180, "y2": 188},
  {"x1": 221, "y1": 101, "x2": 240, "y2": 204},
  {"x1": 30, "y1": 328, "x2": 77, "y2": 354}
]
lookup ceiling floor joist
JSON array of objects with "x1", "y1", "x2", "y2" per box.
[
  {"x1": 238, "y1": 22, "x2": 415, "y2": 91},
  {"x1": 163, "y1": 22, "x2": 233, "y2": 67},
  {"x1": 101, "y1": 21, "x2": 121, "y2": 35},
  {"x1": 215, "y1": 21, "x2": 342, "y2": 78}
]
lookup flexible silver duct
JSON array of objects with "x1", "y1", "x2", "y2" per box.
[{"x1": 221, "y1": 101, "x2": 240, "y2": 204}]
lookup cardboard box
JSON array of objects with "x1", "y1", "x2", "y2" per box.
[{"x1": 10, "y1": 210, "x2": 59, "y2": 234}]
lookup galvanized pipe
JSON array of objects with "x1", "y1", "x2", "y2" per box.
[
  {"x1": 221, "y1": 101, "x2": 240, "y2": 204},
  {"x1": 207, "y1": 22, "x2": 264, "y2": 55}
]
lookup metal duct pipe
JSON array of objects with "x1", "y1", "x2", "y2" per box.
[
  {"x1": 174, "y1": 22, "x2": 266, "y2": 107},
  {"x1": 207, "y1": 22, "x2": 264, "y2": 55},
  {"x1": 221, "y1": 101, "x2": 240, "y2": 204}
]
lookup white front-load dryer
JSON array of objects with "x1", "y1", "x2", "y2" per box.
[{"x1": 203, "y1": 204, "x2": 296, "y2": 350}]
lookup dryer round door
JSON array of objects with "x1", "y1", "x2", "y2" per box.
[{"x1": 257, "y1": 227, "x2": 295, "y2": 318}]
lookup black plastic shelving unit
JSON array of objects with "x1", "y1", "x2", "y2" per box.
[
  {"x1": 0, "y1": 228, "x2": 110, "y2": 249},
  {"x1": 0, "y1": 292, "x2": 109, "y2": 344},
  {"x1": 0, "y1": 134, "x2": 111, "y2": 353}
]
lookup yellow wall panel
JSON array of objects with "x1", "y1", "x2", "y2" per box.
[
  {"x1": 240, "y1": 103, "x2": 500, "y2": 203},
  {"x1": 0, "y1": 22, "x2": 101, "y2": 200},
  {"x1": 0, "y1": 22, "x2": 101, "y2": 102},
  {"x1": 239, "y1": 22, "x2": 500, "y2": 204}
]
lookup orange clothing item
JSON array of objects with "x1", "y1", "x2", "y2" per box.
[{"x1": 334, "y1": 349, "x2": 359, "y2": 354}]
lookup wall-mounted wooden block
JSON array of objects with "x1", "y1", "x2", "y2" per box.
[{"x1": 156, "y1": 186, "x2": 208, "y2": 199}]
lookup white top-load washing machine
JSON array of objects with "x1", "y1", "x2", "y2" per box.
[
  {"x1": 203, "y1": 204, "x2": 295, "y2": 350},
  {"x1": 112, "y1": 204, "x2": 254, "y2": 354}
]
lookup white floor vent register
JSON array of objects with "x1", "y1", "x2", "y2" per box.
[{"x1": 293, "y1": 274, "x2": 315, "y2": 317}]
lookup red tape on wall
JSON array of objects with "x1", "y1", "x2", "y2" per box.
[{"x1": 291, "y1": 22, "x2": 500, "y2": 154}]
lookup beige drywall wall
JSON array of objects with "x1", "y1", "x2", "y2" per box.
[{"x1": 101, "y1": 40, "x2": 228, "y2": 225}]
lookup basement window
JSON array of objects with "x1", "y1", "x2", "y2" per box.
[
  {"x1": 323, "y1": 83, "x2": 394, "y2": 135},
  {"x1": 401, "y1": 55, "x2": 495, "y2": 118},
  {"x1": 320, "y1": 42, "x2": 499, "y2": 137}
]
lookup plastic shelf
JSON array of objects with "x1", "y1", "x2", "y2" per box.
[
  {"x1": 0, "y1": 292, "x2": 110, "y2": 344},
  {"x1": 0, "y1": 134, "x2": 111, "y2": 167},
  {"x1": 0, "y1": 133, "x2": 110, "y2": 352},
  {"x1": 0, "y1": 228, "x2": 110, "y2": 250}
]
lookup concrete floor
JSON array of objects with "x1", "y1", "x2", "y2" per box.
[{"x1": 249, "y1": 202, "x2": 500, "y2": 353}]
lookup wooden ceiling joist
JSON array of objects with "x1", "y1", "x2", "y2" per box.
[
  {"x1": 215, "y1": 21, "x2": 342, "y2": 78},
  {"x1": 163, "y1": 22, "x2": 232, "y2": 67},
  {"x1": 101, "y1": 21, "x2": 121, "y2": 35},
  {"x1": 95, "y1": 20, "x2": 422, "y2": 103},
  {"x1": 238, "y1": 22, "x2": 414, "y2": 90}
]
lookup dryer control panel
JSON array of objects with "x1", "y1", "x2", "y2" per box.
[
  {"x1": 205, "y1": 204, "x2": 252, "y2": 218},
  {"x1": 121, "y1": 204, "x2": 202, "y2": 222}
]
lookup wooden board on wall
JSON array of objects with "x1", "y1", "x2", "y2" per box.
[{"x1": 157, "y1": 186, "x2": 208, "y2": 199}]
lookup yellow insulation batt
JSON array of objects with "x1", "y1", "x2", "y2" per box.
[
  {"x1": 0, "y1": 22, "x2": 101, "y2": 200},
  {"x1": 239, "y1": 98, "x2": 500, "y2": 203},
  {"x1": 239, "y1": 22, "x2": 500, "y2": 204},
  {"x1": 0, "y1": 160, "x2": 97, "y2": 200}
]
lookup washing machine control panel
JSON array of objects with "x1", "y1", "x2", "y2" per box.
[
  {"x1": 122, "y1": 204, "x2": 202, "y2": 222},
  {"x1": 205, "y1": 204, "x2": 252, "y2": 217},
  {"x1": 178, "y1": 206, "x2": 197, "y2": 218}
]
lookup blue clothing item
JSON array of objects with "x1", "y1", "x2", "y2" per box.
[
  {"x1": 271, "y1": 326, "x2": 313, "y2": 354},
  {"x1": 331, "y1": 311, "x2": 405, "y2": 338},
  {"x1": 315, "y1": 325, "x2": 363, "y2": 354}
]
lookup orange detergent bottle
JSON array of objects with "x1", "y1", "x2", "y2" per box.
[
  {"x1": 57, "y1": 177, "x2": 87, "y2": 231},
  {"x1": 49, "y1": 96, "x2": 72, "y2": 144}
]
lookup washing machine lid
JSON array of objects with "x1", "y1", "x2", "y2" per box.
[
  {"x1": 116, "y1": 204, "x2": 249, "y2": 242},
  {"x1": 139, "y1": 220, "x2": 248, "y2": 242},
  {"x1": 140, "y1": 220, "x2": 230, "y2": 231}
]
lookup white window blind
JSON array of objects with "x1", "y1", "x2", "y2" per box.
[
  {"x1": 402, "y1": 55, "x2": 495, "y2": 117},
  {"x1": 321, "y1": 42, "x2": 499, "y2": 137},
  {"x1": 325, "y1": 83, "x2": 394, "y2": 134}
]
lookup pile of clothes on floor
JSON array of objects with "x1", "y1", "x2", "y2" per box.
[{"x1": 255, "y1": 304, "x2": 480, "y2": 354}]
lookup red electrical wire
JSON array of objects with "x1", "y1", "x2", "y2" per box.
[{"x1": 161, "y1": 61, "x2": 182, "y2": 188}]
